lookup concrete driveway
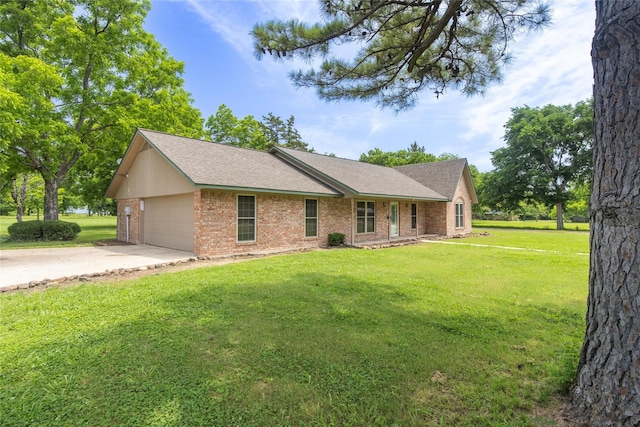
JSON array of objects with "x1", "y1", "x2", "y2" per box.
[{"x1": 0, "y1": 244, "x2": 195, "y2": 290}]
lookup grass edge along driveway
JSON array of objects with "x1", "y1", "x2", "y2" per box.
[{"x1": 0, "y1": 230, "x2": 588, "y2": 426}]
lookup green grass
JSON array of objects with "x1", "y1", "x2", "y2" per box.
[
  {"x1": 0, "y1": 231, "x2": 588, "y2": 426},
  {"x1": 0, "y1": 215, "x2": 116, "y2": 249},
  {"x1": 473, "y1": 219, "x2": 589, "y2": 232},
  {"x1": 467, "y1": 228, "x2": 590, "y2": 255}
]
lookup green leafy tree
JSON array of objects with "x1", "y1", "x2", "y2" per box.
[
  {"x1": 254, "y1": 2, "x2": 640, "y2": 422},
  {"x1": 205, "y1": 106, "x2": 314, "y2": 152},
  {"x1": 484, "y1": 101, "x2": 593, "y2": 230},
  {"x1": 205, "y1": 104, "x2": 269, "y2": 149},
  {"x1": 4, "y1": 173, "x2": 43, "y2": 222},
  {"x1": 253, "y1": 0, "x2": 549, "y2": 110},
  {"x1": 0, "y1": 0, "x2": 203, "y2": 220},
  {"x1": 564, "y1": 182, "x2": 590, "y2": 220},
  {"x1": 359, "y1": 143, "x2": 436, "y2": 166}
]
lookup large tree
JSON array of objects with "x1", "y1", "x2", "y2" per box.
[
  {"x1": 570, "y1": 2, "x2": 640, "y2": 425},
  {"x1": 0, "y1": 0, "x2": 202, "y2": 220},
  {"x1": 253, "y1": 0, "x2": 640, "y2": 423},
  {"x1": 484, "y1": 101, "x2": 593, "y2": 230}
]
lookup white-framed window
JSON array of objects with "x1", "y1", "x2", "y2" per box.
[
  {"x1": 356, "y1": 201, "x2": 375, "y2": 233},
  {"x1": 237, "y1": 195, "x2": 256, "y2": 242},
  {"x1": 455, "y1": 201, "x2": 464, "y2": 228},
  {"x1": 305, "y1": 199, "x2": 318, "y2": 238},
  {"x1": 411, "y1": 203, "x2": 417, "y2": 229}
]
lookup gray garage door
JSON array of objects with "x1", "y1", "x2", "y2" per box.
[{"x1": 143, "y1": 193, "x2": 194, "y2": 252}]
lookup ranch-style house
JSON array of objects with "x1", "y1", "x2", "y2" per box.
[{"x1": 105, "y1": 129, "x2": 478, "y2": 256}]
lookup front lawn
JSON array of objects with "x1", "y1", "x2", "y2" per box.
[
  {"x1": 0, "y1": 215, "x2": 116, "y2": 249},
  {"x1": 473, "y1": 219, "x2": 589, "y2": 232},
  {"x1": 0, "y1": 232, "x2": 588, "y2": 426}
]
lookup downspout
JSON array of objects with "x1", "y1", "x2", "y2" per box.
[
  {"x1": 415, "y1": 201, "x2": 419, "y2": 238},
  {"x1": 351, "y1": 198, "x2": 355, "y2": 245},
  {"x1": 387, "y1": 200, "x2": 391, "y2": 242}
]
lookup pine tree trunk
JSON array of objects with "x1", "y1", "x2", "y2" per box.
[
  {"x1": 570, "y1": 1, "x2": 640, "y2": 425},
  {"x1": 43, "y1": 177, "x2": 60, "y2": 221}
]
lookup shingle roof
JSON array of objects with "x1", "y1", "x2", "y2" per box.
[
  {"x1": 107, "y1": 129, "x2": 470, "y2": 202},
  {"x1": 272, "y1": 147, "x2": 448, "y2": 201},
  {"x1": 394, "y1": 159, "x2": 477, "y2": 202},
  {"x1": 133, "y1": 129, "x2": 341, "y2": 196}
]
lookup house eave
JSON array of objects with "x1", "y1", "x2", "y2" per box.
[
  {"x1": 105, "y1": 128, "x2": 197, "y2": 199},
  {"x1": 195, "y1": 184, "x2": 342, "y2": 198},
  {"x1": 355, "y1": 193, "x2": 449, "y2": 202}
]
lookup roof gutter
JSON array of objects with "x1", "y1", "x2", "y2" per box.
[{"x1": 195, "y1": 183, "x2": 342, "y2": 198}]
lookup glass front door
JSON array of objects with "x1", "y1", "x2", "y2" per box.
[{"x1": 390, "y1": 202, "x2": 399, "y2": 237}]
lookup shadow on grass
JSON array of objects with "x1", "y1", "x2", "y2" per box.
[{"x1": 1, "y1": 270, "x2": 583, "y2": 426}]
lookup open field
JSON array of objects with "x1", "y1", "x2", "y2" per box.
[
  {"x1": 0, "y1": 215, "x2": 117, "y2": 249},
  {"x1": 0, "y1": 230, "x2": 588, "y2": 426},
  {"x1": 473, "y1": 220, "x2": 589, "y2": 232}
]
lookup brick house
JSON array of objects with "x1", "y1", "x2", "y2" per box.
[{"x1": 105, "y1": 129, "x2": 478, "y2": 256}]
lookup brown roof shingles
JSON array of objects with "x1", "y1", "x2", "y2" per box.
[
  {"x1": 138, "y1": 129, "x2": 341, "y2": 196},
  {"x1": 394, "y1": 159, "x2": 474, "y2": 201},
  {"x1": 111, "y1": 129, "x2": 463, "y2": 202},
  {"x1": 273, "y1": 147, "x2": 448, "y2": 201}
]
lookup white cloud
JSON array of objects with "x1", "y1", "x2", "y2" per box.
[{"x1": 459, "y1": 0, "x2": 595, "y2": 146}]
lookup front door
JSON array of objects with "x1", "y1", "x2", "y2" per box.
[{"x1": 390, "y1": 202, "x2": 399, "y2": 237}]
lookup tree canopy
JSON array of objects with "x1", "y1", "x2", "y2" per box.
[
  {"x1": 205, "y1": 104, "x2": 269, "y2": 150},
  {"x1": 204, "y1": 105, "x2": 314, "y2": 152},
  {"x1": 482, "y1": 100, "x2": 593, "y2": 229},
  {"x1": 252, "y1": 0, "x2": 549, "y2": 110},
  {"x1": 0, "y1": 0, "x2": 203, "y2": 220},
  {"x1": 359, "y1": 142, "x2": 437, "y2": 166}
]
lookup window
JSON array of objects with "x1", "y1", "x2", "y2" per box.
[
  {"x1": 455, "y1": 202, "x2": 464, "y2": 228},
  {"x1": 356, "y1": 201, "x2": 375, "y2": 233},
  {"x1": 305, "y1": 199, "x2": 318, "y2": 238},
  {"x1": 237, "y1": 195, "x2": 256, "y2": 241},
  {"x1": 411, "y1": 203, "x2": 417, "y2": 229}
]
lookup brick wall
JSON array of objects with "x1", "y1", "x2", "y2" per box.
[
  {"x1": 420, "y1": 201, "x2": 448, "y2": 235},
  {"x1": 445, "y1": 174, "x2": 473, "y2": 236},
  {"x1": 116, "y1": 198, "x2": 142, "y2": 244},
  {"x1": 122, "y1": 190, "x2": 463, "y2": 257},
  {"x1": 194, "y1": 190, "x2": 355, "y2": 257}
]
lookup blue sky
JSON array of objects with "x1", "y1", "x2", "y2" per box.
[{"x1": 144, "y1": 0, "x2": 595, "y2": 171}]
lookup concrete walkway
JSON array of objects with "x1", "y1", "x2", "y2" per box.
[{"x1": 0, "y1": 245, "x2": 195, "y2": 290}]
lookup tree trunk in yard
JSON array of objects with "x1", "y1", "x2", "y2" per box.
[
  {"x1": 43, "y1": 177, "x2": 60, "y2": 221},
  {"x1": 556, "y1": 202, "x2": 564, "y2": 230},
  {"x1": 570, "y1": 1, "x2": 640, "y2": 425},
  {"x1": 10, "y1": 176, "x2": 27, "y2": 222}
]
